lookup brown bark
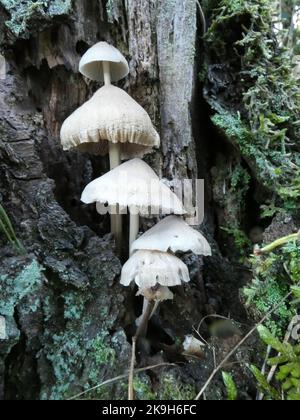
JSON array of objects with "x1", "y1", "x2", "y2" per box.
[{"x1": 0, "y1": 0, "x2": 207, "y2": 400}]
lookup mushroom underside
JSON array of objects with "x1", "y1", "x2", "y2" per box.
[
  {"x1": 120, "y1": 251, "x2": 190, "y2": 289},
  {"x1": 74, "y1": 140, "x2": 155, "y2": 159}
]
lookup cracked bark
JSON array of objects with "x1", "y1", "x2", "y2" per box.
[{"x1": 0, "y1": 0, "x2": 209, "y2": 400}]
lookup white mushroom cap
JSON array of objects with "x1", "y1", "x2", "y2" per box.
[
  {"x1": 81, "y1": 159, "x2": 185, "y2": 215},
  {"x1": 120, "y1": 250, "x2": 190, "y2": 289},
  {"x1": 79, "y1": 41, "x2": 129, "y2": 82},
  {"x1": 131, "y1": 215, "x2": 212, "y2": 256},
  {"x1": 60, "y1": 85, "x2": 160, "y2": 159}
]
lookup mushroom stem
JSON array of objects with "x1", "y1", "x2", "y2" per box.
[
  {"x1": 139, "y1": 297, "x2": 160, "y2": 321},
  {"x1": 129, "y1": 213, "x2": 139, "y2": 253},
  {"x1": 135, "y1": 299, "x2": 155, "y2": 338},
  {"x1": 109, "y1": 142, "x2": 121, "y2": 169},
  {"x1": 102, "y1": 61, "x2": 111, "y2": 86},
  {"x1": 103, "y1": 60, "x2": 122, "y2": 255},
  {"x1": 102, "y1": 61, "x2": 122, "y2": 255},
  {"x1": 109, "y1": 143, "x2": 122, "y2": 255}
]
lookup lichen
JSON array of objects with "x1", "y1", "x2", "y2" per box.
[
  {"x1": 63, "y1": 291, "x2": 87, "y2": 321},
  {"x1": 42, "y1": 327, "x2": 118, "y2": 400},
  {"x1": 0, "y1": 259, "x2": 43, "y2": 316},
  {"x1": 0, "y1": 0, "x2": 72, "y2": 37}
]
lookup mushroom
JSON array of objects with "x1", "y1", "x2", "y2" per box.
[
  {"x1": 120, "y1": 250, "x2": 190, "y2": 289},
  {"x1": 131, "y1": 215, "x2": 212, "y2": 256},
  {"x1": 128, "y1": 215, "x2": 212, "y2": 334},
  {"x1": 121, "y1": 249, "x2": 190, "y2": 337},
  {"x1": 81, "y1": 159, "x2": 185, "y2": 251},
  {"x1": 60, "y1": 85, "x2": 160, "y2": 163},
  {"x1": 61, "y1": 42, "x2": 160, "y2": 253},
  {"x1": 79, "y1": 41, "x2": 129, "y2": 83}
]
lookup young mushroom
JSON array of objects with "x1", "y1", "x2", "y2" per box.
[
  {"x1": 61, "y1": 42, "x2": 160, "y2": 253},
  {"x1": 81, "y1": 159, "x2": 185, "y2": 251},
  {"x1": 121, "y1": 250, "x2": 190, "y2": 335},
  {"x1": 128, "y1": 216, "x2": 212, "y2": 334},
  {"x1": 79, "y1": 41, "x2": 129, "y2": 84}
]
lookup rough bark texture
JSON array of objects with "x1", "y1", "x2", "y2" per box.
[{"x1": 0, "y1": 0, "x2": 210, "y2": 400}]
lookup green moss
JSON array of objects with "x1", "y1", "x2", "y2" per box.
[
  {"x1": 206, "y1": 0, "x2": 300, "y2": 213},
  {"x1": 251, "y1": 326, "x2": 300, "y2": 400},
  {"x1": 90, "y1": 332, "x2": 116, "y2": 367},
  {"x1": 0, "y1": 0, "x2": 72, "y2": 36},
  {"x1": 221, "y1": 227, "x2": 252, "y2": 260},
  {"x1": 0, "y1": 260, "x2": 43, "y2": 316},
  {"x1": 158, "y1": 373, "x2": 196, "y2": 401},
  {"x1": 133, "y1": 375, "x2": 156, "y2": 401},
  {"x1": 242, "y1": 242, "x2": 299, "y2": 338}
]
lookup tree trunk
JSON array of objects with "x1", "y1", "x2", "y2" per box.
[
  {"x1": 0, "y1": 0, "x2": 208, "y2": 400},
  {"x1": 1, "y1": 0, "x2": 298, "y2": 401}
]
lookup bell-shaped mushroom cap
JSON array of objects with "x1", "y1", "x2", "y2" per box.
[
  {"x1": 131, "y1": 215, "x2": 212, "y2": 256},
  {"x1": 60, "y1": 85, "x2": 160, "y2": 159},
  {"x1": 120, "y1": 250, "x2": 190, "y2": 289},
  {"x1": 81, "y1": 159, "x2": 185, "y2": 215},
  {"x1": 79, "y1": 41, "x2": 129, "y2": 82}
]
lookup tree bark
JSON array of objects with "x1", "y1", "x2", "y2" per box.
[{"x1": 0, "y1": 0, "x2": 208, "y2": 400}]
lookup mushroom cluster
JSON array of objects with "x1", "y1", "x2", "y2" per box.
[
  {"x1": 61, "y1": 42, "x2": 160, "y2": 253},
  {"x1": 60, "y1": 42, "x2": 212, "y2": 399}
]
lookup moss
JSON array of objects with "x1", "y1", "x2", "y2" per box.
[
  {"x1": 242, "y1": 242, "x2": 299, "y2": 338},
  {"x1": 90, "y1": 332, "x2": 116, "y2": 367},
  {"x1": 221, "y1": 227, "x2": 252, "y2": 260},
  {"x1": 0, "y1": 259, "x2": 43, "y2": 316},
  {"x1": 0, "y1": 0, "x2": 72, "y2": 36},
  {"x1": 206, "y1": 0, "x2": 300, "y2": 213},
  {"x1": 133, "y1": 374, "x2": 156, "y2": 401},
  {"x1": 158, "y1": 373, "x2": 196, "y2": 401}
]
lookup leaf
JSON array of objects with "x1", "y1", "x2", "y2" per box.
[
  {"x1": 291, "y1": 286, "x2": 300, "y2": 299},
  {"x1": 257, "y1": 325, "x2": 294, "y2": 355},
  {"x1": 222, "y1": 372, "x2": 238, "y2": 401},
  {"x1": 277, "y1": 364, "x2": 295, "y2": 381},
  {"x1": 250, "y1": 365, "x2": 280, "y2": 400},
  {"x1": 268, "y1": 355, "x2": 289, "y2": 366},
  {"x1": 287, "y1": 391, "x2": 300, "y2": 401}
]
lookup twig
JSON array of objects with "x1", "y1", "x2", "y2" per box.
[
  {"x1": 195, "y1": 292, "x2": 292, "y2": 400},
  {"x1": 257, "y1": 345, "x2": 272, "y2": 400},
  {"x1": 68, "y1": 362, "x2": 176, "y2": 400},
  {"x1": 197, "y1": 314, "x2": 232, "y2": 333},
  {"x1": 128, "y1": 336, "x2": 137, "y2": 401}
]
